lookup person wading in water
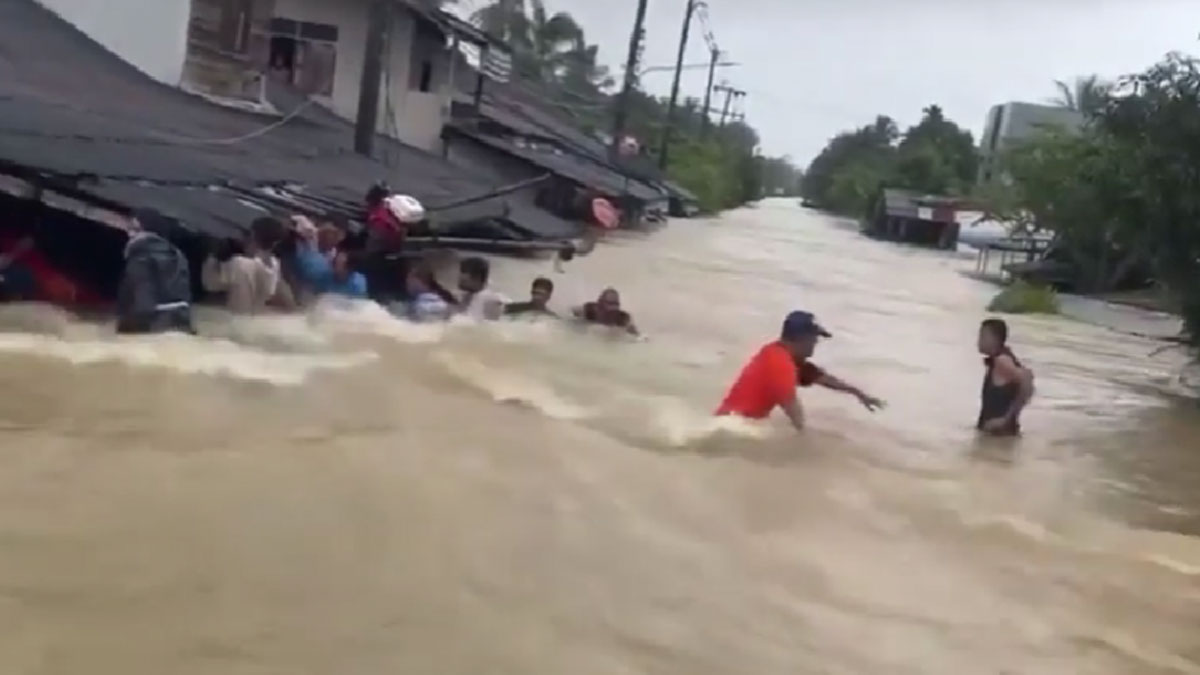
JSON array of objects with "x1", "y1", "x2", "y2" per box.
[
  {"x1": 716, "y1": 310, "x2": 884, "y2": 431},
  {"x1": 574, "y1": 288, "x2": 639, "y2": 336},
  {"x1": 976, "y1": 318, "x2": 1035, "y2": 436}
]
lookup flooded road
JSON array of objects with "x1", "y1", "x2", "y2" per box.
[{"x1": 1, "y1": 201, "x2": 1198, "y2": 674}]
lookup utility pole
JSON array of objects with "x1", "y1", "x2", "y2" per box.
[
  {"x1": 610, "y1": 0, "x2": 650, "y2": 157},
  {"x1": 715, "y1": 84, "x2": 745, "y2": 127},
  {"x1": 354, "y1": 0, "x2": 390, "y2": 156},
  {"x1": 699, "y1": 47, "x2": 719, "y2": 138},
  {"x1": 716, "y1": 84, "x2": 735, "y2": 128},
  {"x1": 657, "y1": 0, "x2": 699, "y2": 170}
]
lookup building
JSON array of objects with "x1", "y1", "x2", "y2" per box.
[
  {"x1": 0, "y1": 0, "x2": 578, "y2": 296},
  {"x1": 863, "y1": 188, "x2": 961, "y2": 250},
  {"x1": 977, "y1": 101, "x2": 1084, "y2": 183},
  {"x1": 33, "y1": 0, "x2": 500, "y2": 153}
]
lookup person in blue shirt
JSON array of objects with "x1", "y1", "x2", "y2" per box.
[
  {"x1": 322, "y1": 250, "x2": 367, "y2": 299},
  {"x1": 393, "y1": 262, "x2": 453, "y2": 322},
  {"x1": 285, "y1": 215, "x2": 366, "y2": 301}
]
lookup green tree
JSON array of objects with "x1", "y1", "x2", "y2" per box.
[
  {"x1": 473, "y1": 0, "x2": 609, "y2": 94},
  {"x1": 985, "y1": 54, "x2": 1200, "y2": 346},
  {"x1": 800, "y1": 115, "x2": 899, "y2": 213},
  {"x1": 894, "y1": 105, "x2": 977, "y2": 194}
]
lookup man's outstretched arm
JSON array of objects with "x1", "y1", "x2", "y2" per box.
[{"x1": 816, "y1": 373, "x2": 885, "y2": 412}]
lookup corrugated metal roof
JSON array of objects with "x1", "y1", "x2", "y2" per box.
[
  {"x1": 447, "y1": 123, "x2": 663, "y2": 202},
  {"x1": 880, "y1": 188, "x2": 959, "y2": 223},
  {"x1": 451, "y1": 71, "x2": 677, "y2": 200},
  {"x1": 0, "y1": 0, "x2": 577, "y2": 240}
]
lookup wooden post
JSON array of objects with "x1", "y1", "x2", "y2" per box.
[
  {"x1": 354, "y1": 0, "x2": 390, "y2": 156},
  {"x1": 718, "y1": 85, "x2": 735, "y2": 127}
]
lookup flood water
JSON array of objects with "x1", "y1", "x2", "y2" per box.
[{"x1": 1, "y1": 201, "x2": 1199, "y2": 674}]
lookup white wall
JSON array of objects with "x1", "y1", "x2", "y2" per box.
[
  {"x1": 272, "y1": 0, "x2": 449, "y2": 151},
  {"x1": 36, "y1": 0, "x2": 191, "y2": 84}
]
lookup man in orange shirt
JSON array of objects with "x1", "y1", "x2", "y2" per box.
[{"x1": 716, "y1": 311, "x2": 884, "y2": 430}]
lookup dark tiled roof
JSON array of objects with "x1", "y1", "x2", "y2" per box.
[
  {"x1": 0, "y1": 0, "x2": 578, "y2": 240},
  {"x1": 446, "y1": 123, "x2": 662, "y2": 202},
  {"x1": 452, "y1": 71, "x2": 673, "y2": 203},
  {"x1": 478, "y1": 81, "x2": 679, "y2": 185}
]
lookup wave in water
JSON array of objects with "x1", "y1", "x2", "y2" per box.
[
  {"x1": 433, "y1": 351, "x2": 594, "y2": 421},
  {"x1": 0, "y1": 331, "x2": 377, "y2": 385}
]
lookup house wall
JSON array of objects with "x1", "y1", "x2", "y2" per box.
[
  {"x1": 36, "y1": 0, "x2": 191, "y2": 84},
  {"x1": 270, "y1": 0, "x2": 451, "y2": 151}
]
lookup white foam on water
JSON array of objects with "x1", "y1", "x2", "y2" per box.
[
  {"x1": 0, "y1": 331, "x2": 376, "y2": 386},
  {"x1": 1142, "y1": 554, "x2": 1200, "y2": 577},
  {"x1": 308, "y1": 297, "x2": 448, "y2": 344},
  {"x1": 433, "y1": 351, "x2": 593, "y2": 421},
  {"x1": 960, "y1": 514, "x2": 1058, "y2": 544},
  {"x1": 649, "y1": 400, "x2": 773, "y2": 448}
]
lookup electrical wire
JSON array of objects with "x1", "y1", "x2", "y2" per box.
[{"x1": 145, "y1": 98, "x2": 317, "y2": 146}]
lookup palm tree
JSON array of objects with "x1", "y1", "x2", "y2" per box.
[
  {"x1": 472, "y1": 0, "x2": 608, "y2": 91},
  {"x1": 1050, "y1": 75, "x2": 1110, "y2": 115},
  {"x1": 473, "y1": 0, "x2": 527, "y2": 46}
]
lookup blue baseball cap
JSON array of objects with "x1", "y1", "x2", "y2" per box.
[{"x1": 781, "y1": 311, "x2": 832, "y2": 339}]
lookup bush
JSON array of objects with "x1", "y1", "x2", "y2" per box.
[{"x1": 987, "y1": 280, "x2": 1061, "y2": 314}]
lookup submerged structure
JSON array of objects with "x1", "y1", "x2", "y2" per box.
[{"x1": 863, "y1": 188, "x2": 962, "y2": 250}]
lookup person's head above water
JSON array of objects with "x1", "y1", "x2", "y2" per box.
[
  {"x1": 458, "y1": 256, "x2": 490, "y2": 293},
  {"x1": 978, "y1": 318, "x2": 1009, "y2": 356},
  {"x1": 248, "y1": 216, "x2": 286, "y2": 254},
  {"x1": 365, "y1": 184, "x2": 389, "y2": 208},
  {"x1": 331, "y1": 249, "x2": 354, "y2": 281},
  {"x1": 779, "y1": 310, "x2": 831, "y2": 359},
  {"x1": 530, "y1": 277, "x2": 553, "y2": 308},
  {"x1": 597, "y1": 287, "x2": 621, "y2": 311}
]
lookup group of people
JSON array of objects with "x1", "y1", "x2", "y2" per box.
[
  {"x1": 716, "y1": 312, "x2": 1035, "y2": 437},
  {"x1": 104, "y1": 196, "x2": 1038, "y2": 438},
  {"x1": 114, "y1": 203, "x2": 643, "y2": 337}
]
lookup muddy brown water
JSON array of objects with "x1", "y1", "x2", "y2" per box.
[{"x1": 0, "y1": 201, "x2": 1198, "y2": 674}]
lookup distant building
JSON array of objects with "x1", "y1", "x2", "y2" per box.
[
  {"x1": 977, "y1": 102, "x2": 1084, "y2": 183},
  {"x1": 863, "y1": 188, "x2": 962, "y2": 250}
]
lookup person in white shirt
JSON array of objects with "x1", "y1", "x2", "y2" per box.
[
  {"x1": 456, "y1": 256, "x2": 506, "y2": 320},
  {"x1": 202, "y1": 217, "x2": 285, "y2": 314}
]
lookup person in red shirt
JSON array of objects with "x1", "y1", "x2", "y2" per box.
[
  {"x1": 365, "y1": 184, "x2": 406, "y2": 252},
  {"x1": 716, "y1": 311, "x2": 884, "y2": 431},
  {"x1": 0, "y1": 231, "x2": 105, "y2": 307}
]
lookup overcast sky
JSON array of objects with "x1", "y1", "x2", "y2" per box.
[{"x1": 468, "y1": 0, "x2": 1198, "y2": 166}]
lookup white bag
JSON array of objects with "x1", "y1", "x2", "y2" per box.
[{"x1": 385, "y1": 194, "x2": 426, "y2": 224}]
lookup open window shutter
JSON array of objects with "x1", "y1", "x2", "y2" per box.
[{"x1": 296, "y1": 41, "x2": 337, "y2": 96}]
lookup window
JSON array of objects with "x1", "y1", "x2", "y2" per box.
[
  {"x1": 268, "y1": 35, "x2": 296, "y2": 75},
  {"x1": 263, "y1": 18, "x2": 338, "y2": 97},
  {"x1": 409, "y1": 19, "x2": 444, "y2": 93},
  {"x1": 417, "y1": 60, "x2": 434, "y2": 93},
  {"x1": 189, "y1": 0, "x2": 254, "y2": 54}
]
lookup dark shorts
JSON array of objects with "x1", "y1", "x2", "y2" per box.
[{"x1": 117, "y1": 308, "x2": 195, "y2": 335}]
